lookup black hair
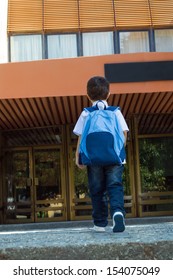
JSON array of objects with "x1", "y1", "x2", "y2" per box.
[{"x1": 87, "y1": 76, "x2": 110, "y2": 101}]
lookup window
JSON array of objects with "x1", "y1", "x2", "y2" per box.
[
  {"x1": 47, "y1": 34, "x2": 77, "y2": 59},
  {"x1": 155, "y1": 29, "x2": 173, "y2": 52},
  {"x1": 139, "y1": 137, "x2": 173, "y2": 193},
  {"x1": 10, "y1": 35, "x2": 42, "y2": 62},
  {"x1": 82, "y1": 32, "x2": 114, "y2": 56},
  {"x1": 120, "y1": 31, "x2": 149, "y2": 53},
  {"x1": 139, "y1": 136, "x2": 173, "y2": 214}
]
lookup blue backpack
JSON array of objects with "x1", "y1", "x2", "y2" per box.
[{"x1": 79, "y1": 102, "x2": 126, "y2": 166}]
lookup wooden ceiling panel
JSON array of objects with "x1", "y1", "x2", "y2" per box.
[
  {"x1": 54, "y1": 97, "x2": 66, "y2": 124},
  {"x1": 149, "y1": 92, "x2": 171, "y2": 113},
  {"x1": 140, "y1": 92, "x2": 159, "y2": 114},
  {"x1": 0, "y1": 92, "x2": 173, "y2": 147},
  {"x1": 68, "y1": 96, "x2": 78, "y2": 124},
  {"x1": 125, "y1": 92, "x2": 140, "y2": 116},
  {"x1": 47, "y1": 97, "x2": 60, "y2": 124},
  {"x1": 158, "y1": 92, "x2": 173, "y2": 113},
  {"x1": 21, "y1": 98, "x2": 40, "y2": 127},
  {"x1": 138, "y1": 113, "x2": 173, "y2": 135},
  {"x1": 8, "y1": 99, "x2": 30, "y2": 127},
  {"x1": 61, "y1": 96, "x2": 72, "y2": 124},
  {"x1": 0, "y1": 99, "x2": 22, "y2": 128},
  {"x1": 27, "y1": 98, "x2": 45, "y2": 127},
  {"x1": 133, "y1": 93, "x2": 146, "y2": 114},
  {"x1": 34, "y1": 98, "x2": 50, "y2": 127}
]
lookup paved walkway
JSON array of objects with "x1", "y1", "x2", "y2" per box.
[{"x1": 0, "y1": 216, "x2": 173, "y2": 259}]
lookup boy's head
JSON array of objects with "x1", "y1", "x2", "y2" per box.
[{"x1": 87, "y1": 76, "x2": 110, "y2": 101}]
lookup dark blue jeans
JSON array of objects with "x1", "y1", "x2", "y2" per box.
[{"x1": 87, "y1": 164, "x2": 125, "y2": 227}]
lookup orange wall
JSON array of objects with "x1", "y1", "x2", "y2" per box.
[{"x1": 1, "y1": 52, "x2": 173, "y2": 99}]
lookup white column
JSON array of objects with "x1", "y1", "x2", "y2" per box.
[{"x1": 0, "y1": 0, "x2": 8, "y2": 63}]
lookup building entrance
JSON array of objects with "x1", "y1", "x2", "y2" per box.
[{"x1": 3, "y1": 146, "x2": 66, "y2": 223}]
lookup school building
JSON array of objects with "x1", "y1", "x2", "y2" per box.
[{"x1": 0, "y1": 0, "x2": 173, "y2": 224}]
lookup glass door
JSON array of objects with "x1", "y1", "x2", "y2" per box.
[
  {"x1": 33, "y1": 147, "x2": 66, "y2": 222},
  {"x1": 4, "y1": 146, "x2": 66, "y2": 223},
  {"x1": 4, "y1": 148, "x2": 34, "y2": 223}
]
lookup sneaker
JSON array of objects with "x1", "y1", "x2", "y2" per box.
[
  {"x1": 93, "y1": 225, "x2": 106, "y2": 232},
  {"x1": 112, "y1": 212, "x2": 125, "y2": 232}
]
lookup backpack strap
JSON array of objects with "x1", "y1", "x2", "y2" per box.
[
  {"x1": 106, "y1": 106, "x2": 120, "y2": 112},
  {"x1": 84, "y1": 105, "x2": 120, "y2": 113},
  {"x1": 83, "y1": 106, "x2": 97, "y2": 113}
]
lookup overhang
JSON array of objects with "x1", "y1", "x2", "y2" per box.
[{"x1": 1, "y1": 52, "x2": 173, "y2": 99}]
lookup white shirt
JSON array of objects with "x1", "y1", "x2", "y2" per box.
[{"x1": 73, "y1": 100, "x2": 129, "y2": 136}]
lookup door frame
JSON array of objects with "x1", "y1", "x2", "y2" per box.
[
  {"x1": 3, "y1": 147, "x2": 33, "y2": 223},
  {"x1": 32, "y1": 145, "x2": 67, "y2": 222},
  {"x1": 2, "y1": 145, "x2": 67, "y2": 223}
]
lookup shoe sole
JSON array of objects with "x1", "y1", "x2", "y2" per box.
[
  {"x1": 93, "y1": 226, "x2": 106, "y2": 232},
  {"x1": 113, "y1": 213, "x2": 125, "y2": 232}
]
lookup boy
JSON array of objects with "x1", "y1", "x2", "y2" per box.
[{"x1": 73, "y1": 76, "x2": 129, "y2": 232}]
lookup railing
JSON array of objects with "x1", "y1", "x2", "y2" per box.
[
  {"x1": 72, "y1": 195, "x2": 135, "y2": 220},
  {"x1": 138, "y1": 191, "x2": 173, "y2": 217}
]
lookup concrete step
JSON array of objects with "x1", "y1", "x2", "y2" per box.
[{"x1": 0, "y1": 217, "x2": 173, "y2": 260}]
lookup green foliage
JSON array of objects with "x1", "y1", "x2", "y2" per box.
[
  {"x1": 140, "y1": 166, "x2": 166, "y2": 192},
  {"x1": 74, "y1": 164, "x2": 89, "y2": 197},
  {"x1": 122, "y1": 164, "x2": 130, "y2": 195},
  {"x1": 139, "y1": 139, "x2": 166, "y2": 192}
]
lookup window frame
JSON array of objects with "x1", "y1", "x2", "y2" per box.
[
  {"x1": 46, "y1": 32, "x2": 78, "y2": 60},
  {"x1": 118, "y1": 29, "x2": 151, "y2": 54},
  {"x1": 9, "y1": 33, "x2": 44, "y2": 62}
]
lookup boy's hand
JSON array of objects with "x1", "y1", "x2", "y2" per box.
[
  {"x1": 75, "y1": 136, "x2": 86, "y2": 169},
  {"x1": 75, "y1": 153, "x2": 86, "y2": 169}
]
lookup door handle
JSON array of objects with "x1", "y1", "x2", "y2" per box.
[
  {"x1": 35, "y1": 178, "x2": 39, "y2": 186},
  {"x1": 27, "y1": 178, "x2": 32, "y2": 187}
]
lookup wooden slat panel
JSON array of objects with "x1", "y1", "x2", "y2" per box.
[
  {"x1": 48, "y1": 97, "x2": 61, "y2": 125},
  {"x1": 0, "y1": 99, "x2": 23, "y2": 128},
  {"x1": 155, "y1": 114, "x2": 172, "y2": 134},
  {"x1": 138, "y1": 113, "x2": 173, "y2": 134},
  {"x1": 158, "y1": 92, "x2": 173, "y2": 113},
  {"x1": 150, "y1": 92, "x2": 171, "y2": 113},
  {"x1": 150, "y1": 0, "x2": 173, "y2": 28},
  {"x1": 54, "y1": 97, "x2": 66, "y2": 124},
  {"x1": 44, "y1": 0, "x2": 79, "y2": 32},
  {"x1": 133, "y1": 92, "x2": 146, "y2": 113},
  {"x1": 68, "y1": 96, "x2": 78, "y2": 124},
  {"x1": 125, "y1": 92, "x2": 140, "y2": 115},
  {"x1": 142, "y1": 92, "x2": 159, "y2": 114},
  {"x1": 81, "y1": 96, "x2": 90, "y2": 110},
  {"x1": 61, "y1": 96, "x2": 72, "y2": 124},
  {"x1": 15, "y1": 99, "x2": 35, "y2": 127},
  {"x1": 44, "y1": 97, "x2": 57, "y2": 125},
  {"x1": 122, "y1": 94, "x2": 134, "y2": 119},
  {"x1": 21, "y1": 99, "x2": 41, "y2": 127},
  {"x1": 150, "y1": 113, "x2": 167, "y2": 134},
  {"x1": 40, "y1": 98, "x2": 54, "y2": 125},
  {"x1": 118, "y1": 94, "x2": 128, "y2": 117},
  {"x1": 111, "y1": 94, "x2": 121, "y2": 107},
  {"x1": 162, "y1": 114, "x2": 173, "y2": 133},
  {"x1": 0, "y1": 101, "x2": 14, "y2": 129},
  {"x1": 75, "y1": 96, "x2": 83, "y2": 118},
  {"x1": 0, "y1": 94, "x2": 172, "y2": 137},
  {"x1": 8, "y1": 0, "x2": 43, "y2": 33},
  {"x1": 34, "y1": 98, "x2": 51, "y2": 126},
  {"x1": 9, "y1": 99, "x2": 30, "y2": 127},
  {"x1": 27, "y1": 98, "x2": 46, "y2": 127},
  {"x1": 114, "y1": 0, "x2": 151, "y2": 29},
  {"x1": 79, "y1": 0, "x2": 114, "y2": 30}
]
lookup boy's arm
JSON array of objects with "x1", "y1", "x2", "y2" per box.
[
  {"x1": 75, "y1": 136, "x2": 86, "y2": 169},
  {"x1": 123, "y1": 130, "x2": 128, "y2": 147}
]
